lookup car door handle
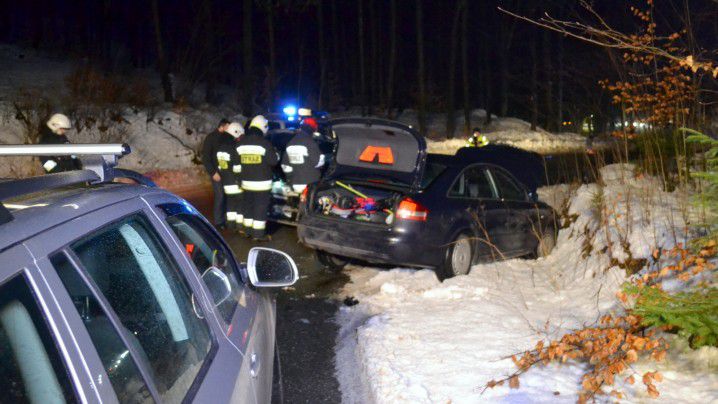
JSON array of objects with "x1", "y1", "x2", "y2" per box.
[{"x1": 250, "y1": 352, "x2": 260, "y2": 378}]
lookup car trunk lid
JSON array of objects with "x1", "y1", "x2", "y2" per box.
[{"x1": 326, "y1": 118, "x2": 427, "y2": 191}]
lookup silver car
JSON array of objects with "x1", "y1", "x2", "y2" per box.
[{"x1": 0, "y1": 144, "x2": 298, "y2": 403}]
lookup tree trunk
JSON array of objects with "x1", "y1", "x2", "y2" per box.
[
  {"x1": 267, "y1": 2, "x2": 277, "y2": 109},
  {"x1": 530, "y1": 31, "x2": 538, "y2": 132},
  {"x1": 460, "y1": 0, "x2": 470, "y2": 134},
  {"x1": 557, "y1": 31, "x2": 564, "y2": 131},
  {"x1": 317, "y1": 0, "x2": 326, "y2": 109},
  {"x1": 242, "y1": 0, "x2": 254, "y2": 116},
  {"x1": 542, "y1": 29, "x2": 554, "y2": 131},
  {"x1": 204, "y1": 0, "x2": 217, "y2": 104},
  {"x1": 331, "y1": 0, "x2": 342, "y2": 103},
  {"x1": 385, "y1": 0, "x2": 398, "y2": 118},
  {"x1": 358, "y1": 0, "x2": 367, "y2": 115},
  {"x1": 482, "y1": 0, "x2": 493, "y2": 125},
  {"x1": 368, "y1": 0, "x2": 378, "y2": 116},
  {"x1": 151, "y1": 0, "x2": 173, "y2": 102},
  {"x1": 446, "y1": 0, "x2": 462, "y2": 139},
  {"x1": 498, "y1": 31, "x2": 509, "y2": 117},
  {"x1": 416, "y1": 0, "x2": 427, "y2": 137}
]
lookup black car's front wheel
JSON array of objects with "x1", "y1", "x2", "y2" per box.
[
  {"x1": 438, "y1": 233, "x2": 473, "y2": 280},
  {"x1": 316, "y1": 250, "x2": 349, "y2": 272}
]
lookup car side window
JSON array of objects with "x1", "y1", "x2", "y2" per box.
[
  {"x1": 165, "y1": 213, "x2": 242, "y2": 325},
  {"x1": 51, "y1": 253, "x2": 154, "y2": 404},
  {"x1": 491, "y1": 169, "x2": 527, "y2": 201},
  {"x1": 70, "y1": 214, "x2": 212, "y2": 404},
  {"x1": 449, "y1": 167, "x2": 495, "y2": 199},
  {"x1": 0, "y1": 275, "x2": 76, "y2": 403}
]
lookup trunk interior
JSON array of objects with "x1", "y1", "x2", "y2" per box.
[{"x1": 310, "y1": 181, "x2": 404, "y2": 226}]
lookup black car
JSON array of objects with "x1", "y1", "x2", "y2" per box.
[{"x1": 296, "y1": 118, "x2": 558, "y2": 279}]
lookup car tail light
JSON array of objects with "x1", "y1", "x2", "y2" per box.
[
  {"x1": 396, "y1": 198, "x2": 428, "y2": 221},
  {"x1": 300, "y1": 187, "x2": 309, "y2": 203}
]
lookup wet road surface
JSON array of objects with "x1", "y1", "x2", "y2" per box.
[{"x1": 174, "y1": 184, "x2": 346, "y2": 403}]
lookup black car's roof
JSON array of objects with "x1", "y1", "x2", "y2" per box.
[{"x1": 427, "y1": 145, "x2": 545, "y2": 191}]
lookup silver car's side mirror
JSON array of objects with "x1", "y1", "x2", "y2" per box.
[
  {"x1": 202, "y1": 267, "x2": 232, "y2": 306},
  {"x1": 247, "y1": 247, "x2": 299, "y2": 288}
]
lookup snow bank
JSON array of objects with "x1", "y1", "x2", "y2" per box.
[
  {"x1": 335, "y1": 165, "x2": 716, "y2": 403},
  {"x1": 0, "y1": 101, "x2": 246, "y2": 184}
]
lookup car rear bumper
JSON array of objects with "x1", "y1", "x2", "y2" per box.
[{"x1": 297, "y1": 215, "x2": 442, "y2": 268}]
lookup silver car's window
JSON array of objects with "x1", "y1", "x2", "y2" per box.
[
  {"x1": 0, "y1": 275, "x2": 76, "y2": 403},
  {"x1": 51, "y1": 253, "x2": 154, "y2": 404},
  {"x1": 71, "y1": 215, "x2": 211, "y2": 404},
  {"x1": 166, "y1": 214, "x2": 241, "y2": 325}
]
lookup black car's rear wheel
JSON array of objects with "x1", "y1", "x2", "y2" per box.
[
  {"x1": 438, "y1": 233, "x2": 473, "y2": 280},
  {"x1": 316, "y1": 250, "x2": 349, "y2": 272}
]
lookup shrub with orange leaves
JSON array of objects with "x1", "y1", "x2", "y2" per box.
[{"x1": 485, "y1": 240, "x2": 716, "y2": 402}]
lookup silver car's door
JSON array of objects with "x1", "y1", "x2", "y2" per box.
[
  {"x1": 143, "y1": 195, "x2": 266, "y2": 401},
  {"x1": 0, "y1": 244, "x2": 100, "y2": 403},
  {"x1": 25, "y1": 197, "x2": 248, "y2": 403}
]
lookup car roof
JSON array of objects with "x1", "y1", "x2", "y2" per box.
[
  {"x1": 0, "y1": 183, "x2": 172, "y2": 252},
  {"x1": 427, "y1": 145, "x2": 545, "y2": 191}
]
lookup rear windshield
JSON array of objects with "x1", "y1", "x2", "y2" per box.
[
  {"x1": 421, "y1": 162, "x2": 446, "y2": 189},
  {"x1": 334, "y1": 125, "x2": 419, "y2": 173}
]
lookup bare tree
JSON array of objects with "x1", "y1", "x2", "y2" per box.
[
  {"x1": 416, "y1": 0, "x2": 427, "y2": 136},
  {"x1": 358, "y1": 0, "x2": 367, "y2": 115},
  {"x1": 243, "y1": 0, "x2": 254, "y2": 116},
  {"x1": 317, "y1": 0, "x2": 327, "y2": 109},
  {"x1": 446, "y1": 0, "x2": 464, "y2": 138},
  {"x1": 385, "y1": 0, "x2": 398, "y2": 117},
  {"x1": 151, "y1": 0, "x2": 173, "y2": 102},
  {"x1": 267, "y1": 1, "x2": 277, "y2": 108},
  {"x1": 461, "y1": 0, "x2": 471, "y2": 134}
]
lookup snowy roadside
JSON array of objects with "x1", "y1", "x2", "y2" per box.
[{"x1": 334, "y1": 164, "x2": 718, "y2": 403}]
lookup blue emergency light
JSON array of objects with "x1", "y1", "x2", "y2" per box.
[{"x1": 283, "y1": 105, "x2": 297, "y2": 116}]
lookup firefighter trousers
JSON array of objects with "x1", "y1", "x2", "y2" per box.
[
  {"x1": 241, "y1": 189, "x2": 271, "y2": 238},
  {"x1": 223, "y1": 185, "x2": 243, "y2": 228}
]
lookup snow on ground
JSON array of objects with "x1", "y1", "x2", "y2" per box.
[{"x1": 334, "y1": 164, "x2": 717, "y2": 403}]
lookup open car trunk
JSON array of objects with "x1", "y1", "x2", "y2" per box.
[
  {"x1": 309, "y1": 180, "x2": 405, "y2": 226},
  {"x1": 326, "y1": 118, "x2": 427, "y2": 191}
]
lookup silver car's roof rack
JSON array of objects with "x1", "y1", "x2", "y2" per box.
[{"x1": 0, "y1": 143, "x2": 155, "y2": 225}]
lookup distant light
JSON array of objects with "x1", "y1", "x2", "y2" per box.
[
  {"x1": 288, "y1": 116, "x2": 295, "y2": 121},
  {"x1": 298, "y1": 108, "x2": 312, "y2": 117},
  {"x1": 283, "y1": 105, "x2": 297, "y2": 116}
]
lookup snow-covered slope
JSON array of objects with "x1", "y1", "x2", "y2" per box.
[{"x1": 334, "y1": 165, "x2": 715, "y2": 403}]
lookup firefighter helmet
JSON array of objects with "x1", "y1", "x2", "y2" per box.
[
  {"x1": 47, "y1": 113, "x2": 71, "y2": 133},
  {"x1": 249, "y1": 115, "x2": 269, "y2": 134},
  {"x1": 227, "y1": 122, "x2": 244, "y2": 138}
]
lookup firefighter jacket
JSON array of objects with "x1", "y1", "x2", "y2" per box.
[
  {"x1": 281, "y1": 129, "x2": 323, "y2": 185},
  {"x1": 215, "y1": 132, "x2": 241, "y2": 193},
  {"x1": 38, "y1": 126, "x2": 80, "y2": 173},
  {"x1": 235, "y1": 127, "x2": 279, "y2": 191},
  {"x1": 201, "y1": 129, "x2": 224, "y2": 176}
]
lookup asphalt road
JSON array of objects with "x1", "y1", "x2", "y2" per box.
[{"x1": 175, "y1": 184, "x2": 346, "y2": 403}]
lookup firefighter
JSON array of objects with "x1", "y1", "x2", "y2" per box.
[
  {"x1": 236, "y1": 115, "x2": 279, "y2": 241},
  {"x1": 216, "y1": 122, "x2": 244, "y2": 230},
  {"x1": 201, "y1": 118, "x2": 231, "y2": 228},
  {"x1": 281, "y1": 117, "x2": 324, "y2": 193},
  {"x1": 466, "y1": 127, "x2": 489, "y2": 147},
  {"x1": 39, "y1": 113, "x2": 80, "y2": 173}
]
